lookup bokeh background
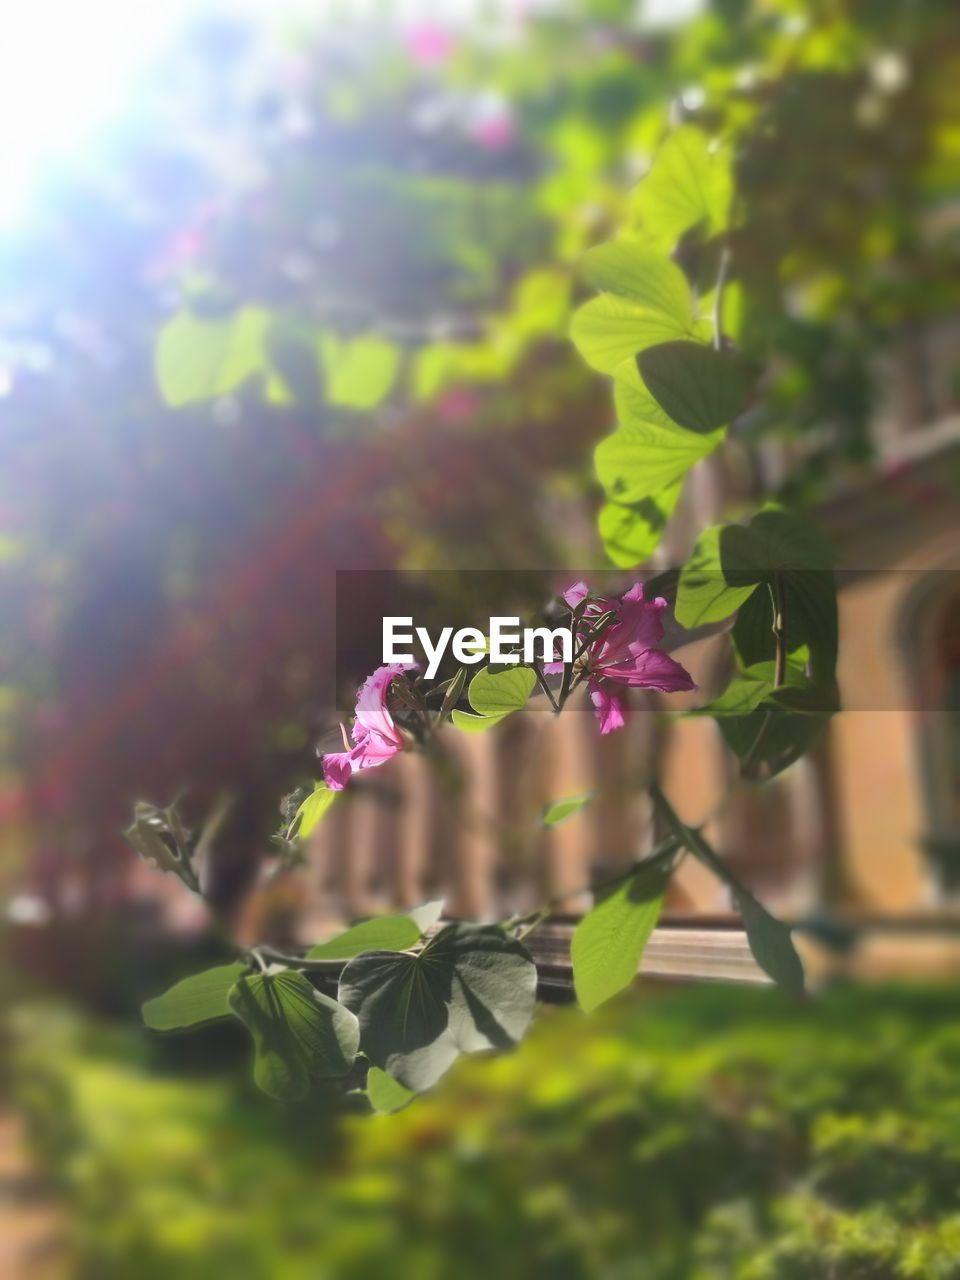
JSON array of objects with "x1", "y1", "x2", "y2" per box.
[{"x1": 2, "y1": 0, "x2": 960, "y2": 1275}]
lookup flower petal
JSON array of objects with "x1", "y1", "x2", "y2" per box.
[
  {"x1": 600, "y1": 647, "x2": 695, "y2": 692},
  {"x1": 353, "y1": 662, "x2": 415, "y2": 745},
  {"x1": 322, "y1": 752, "x2": 355, "y2": 791},
  {"x1": 589, "y1": 682, "x2": 628, "y2": 735},
  {"x1": 561, "y1": 581, "x2": 590, "y2": 609}
]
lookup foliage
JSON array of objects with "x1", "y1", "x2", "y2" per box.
[
  {"x1": 5, "y1": 0, "x2": 959, "y2": 916},
  {"x1": 126, "y1": 100, "x2": 837, "y2": 1099},
  {"x1": 11, "y1": 985, "x2": 960, "y2": 1279}
]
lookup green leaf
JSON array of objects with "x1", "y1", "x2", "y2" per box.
[
  {"x1": 675, "y1": 526, "x2": 761, "y2": 628},
  {"x1": 438, "y1": 667, "x2": 468, "y2": 724},
  {"x1": 649, "y1": 783, "x2": 805, "y2": 994},
  {"x1": 450, "y1": 709, "x2": 508, "y2": 733},
  {"x1": 630, "y1": 126, "x2": 733, "y2": 249},
  {"x1": 366, "y1": 1066, "x2": 415, "y2": 1114},
  {"x1": 306, "y1": 900, "x2": 442, "y2": 961},
  {"x1": 338, "y1": 923, "x2": 537, "y2": 1092},
  {"x1": 571, "y1": 862, "x2": 669, "y2": 1013},
  {"x1": 735, "y1": 890, "x2": 805, "y2": 996},
  {"x1": 307, "y1": 914, "x2": 421, "y2": 960},
  {"x1": 570, "y1": 292, "x2": 693, "y2": 379},
  {"x1": 595, "y1": 385, "x2": 721, "y2": 503},
  {"x1": 155, "y1": 307, "x2": 272, "y2": 407},
  {"x1": 688, "y1": 667, "x2": 776, "y2": 719},
  {"x1": 510, "y1": 268, "x2": 571, "y2": 339},
  {"x1": 228, "y1": 970, "x2": 360, "y2": 1101},
  {"x1": 142, "y1": 963, "x2": 248, "y2": 1032},
  {"x1": 291, "y1": 783, "x2": 338, "y2": 840},
  {"x1": 718, "y1": 705, "x2": 829, "y2": 779},
  {"x1": 598, "y1": 484, "x2": 683, "y2": 568},
  {"x1": 580, "y1": 242, "x2": 692, "y2": 319},
  {"x1": 637, "y1": 341, "x2": 749, "y2": 434},
  {"x1": 542, "y1": 791, "x2": 592, "y2": 826},
  {"x1": 319, "y1": 333, "x2": 399, "y2": 409},
  {"x1": 468, "y1": 666, "x2": 536, "y2": 719},
  {"x1": 407, "y1": 899, "x2": 445, "y2": 934}
]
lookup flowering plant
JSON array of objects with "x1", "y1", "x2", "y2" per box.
[{"x1": 128, "y1": 119, "x2": 839, "y2": 1111}]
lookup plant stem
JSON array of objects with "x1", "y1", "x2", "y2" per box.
[
  {"x1": 649, "y1": 782, "x2": 755, "y2": 911},
  {"x1": 531, "y1": 662, "x2": 560, "y2": 714},
  {"x1": 771, "y1": 571, "x2": 787, "y2": 689},
  {"x1": 713, "y1": 244, "x2": 732, "y2": 351},
  {"x1": 256, "y1": 945, "x2": 353, "y2": 972},
  {"x1": 507, "y1": 834, "x2": 683, "y2": 942}
]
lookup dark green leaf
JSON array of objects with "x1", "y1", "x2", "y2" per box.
[
  {"x1": 228, "y1": 970, "x2": 360, "y2": 1101},
  {"x1": 571, "y1": 862, "x2": 669, "y2": 1012},
  {"x1": 438, "y1": 666, "x2": 468, "y2": 723},
  {"x1": 735, "y1": 891, "x2": 806, "y2": 996},
  {"x1": 338, "y1": 923, "x2": 537, "y2": 1092},
  {"x1": 637, "y1": 341, "x2": 749, "y2": 434},
  {"x1": 719, "y1": 705, "x2": 829, "y2": 779},
  {"x1": 649, "y1": 784, "x2": 805, "y2": 995},
  {"x1": 142, "y1": 963, "x2": 248, "y2": 1032}
]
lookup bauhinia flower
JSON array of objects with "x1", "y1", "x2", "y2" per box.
[
  {"x1": 551, "y1": 581, "x2": 695, "y2": 734},
  {"x1": 322, "y1": 663, "x2": 416, "y2": 791}
]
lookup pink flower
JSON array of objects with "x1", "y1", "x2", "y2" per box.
[
  {"x1": 470, "y1": 110, "x2": 516, "y2": 150},
  {"x1": 322, "y1": 663, "x2": 415, "y2": 791},
  {"x1": 406, "y1": 22, "x2": 456, "y2": 68},
  {"x1": 553, "y1": 581, "x2": 695, "y2": 734}
]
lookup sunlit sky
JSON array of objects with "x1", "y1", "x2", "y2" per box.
[
  {"x1": 0, "y1": 0, "x2": 701, "y2": 230},
  {"x1": 0, "y1": 0, "x2": 190, "y2": 227}
]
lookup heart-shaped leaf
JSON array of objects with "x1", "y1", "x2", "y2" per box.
[
  {"x1": 142, "y1": 963, "x2": 248, "y2": 1032},
  {"x1": 598, "y1": 484, "x2": 683, "y2": 568},
  {"x1": 468, "y1": 665, "x2": 536, "y2": 719},
  {"x1": 228, "y1": 970, "x2": 360, "y2": 1101},
  {"x1": 156, "y1": 307, "x2": 272, "y2": 407},
  {"x1": 580, "y1": 242, "x2": 692, "y2": 320},
  {"x1": 570, "y1": 293, "x2": 693, "y2": 379},
  {"x1": 637, "y1": 341, "x2": 749, "y2": 434},
  {"x1": 451, "y1": 709, "x2": 508, "y2": 733},
  {"x1": 675, "y1": 525, "x2": 761, "y2": 627},
  {"x1": 630, "y1": 125, "x2": 733, "y2": 249},
  {"x1": 339, "y1": 923, "x2": 537, "y2": 1092},
  {"x1": 318, "y1": 332, "x2": 399, "y2": 409}
]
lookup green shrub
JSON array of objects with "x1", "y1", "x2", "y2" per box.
[{"x1": 9, "y1": 985, "x2": 960, "y2": 1279}]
